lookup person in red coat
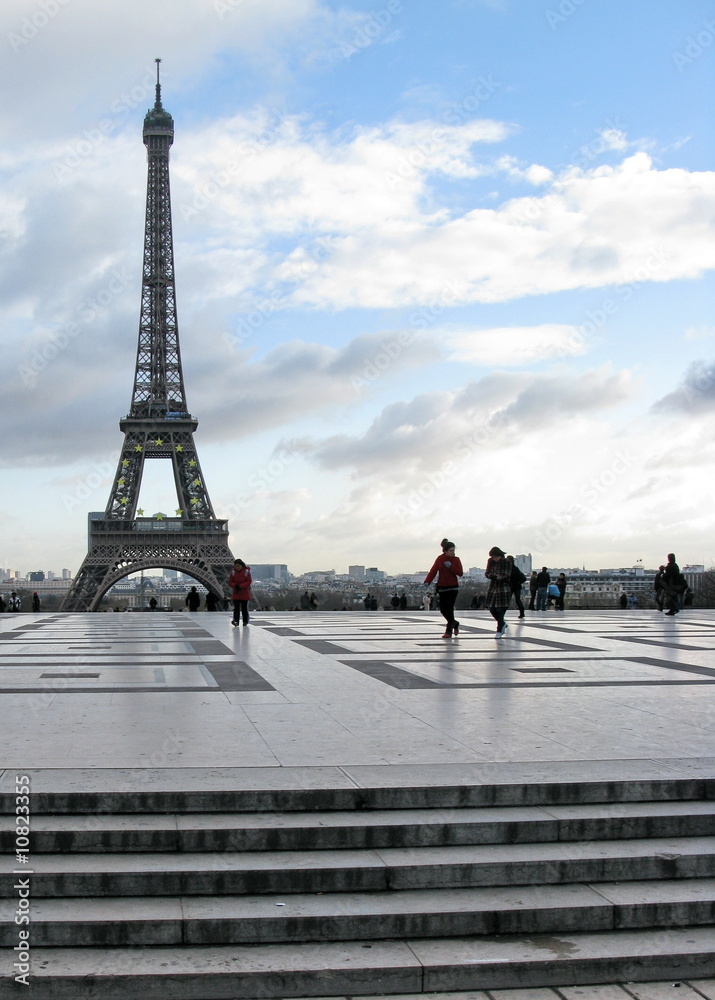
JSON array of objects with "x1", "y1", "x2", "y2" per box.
[
  {"x1": 424, "y1": 538, "x2": 463, "y2": 638},
  {"x1": 228, "y1": 558, "x2": 252, "y2": 626}
]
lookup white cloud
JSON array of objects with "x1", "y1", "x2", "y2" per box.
[{"x1": 446, "y1": 324, "x2": 587, "y2": 365}]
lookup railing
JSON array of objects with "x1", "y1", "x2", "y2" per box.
[{"x1": 91, "y1": 518, "x2": 229, "y2": 533}]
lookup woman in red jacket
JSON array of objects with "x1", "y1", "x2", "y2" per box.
[
  {"x1": 228, "y1": 558, "x2": 252, "y2": 626},
  {"x1": 424, "y1": 538, "x2": 463, "y2": 638}
]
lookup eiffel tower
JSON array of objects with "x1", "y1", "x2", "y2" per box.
[{"x1": 63, "y1": 62, "x2": 234, "y2": 611}]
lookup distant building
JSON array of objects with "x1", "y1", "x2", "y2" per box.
[
  {"x1": 251, "y1": 564, "x2": 289, "y2": 583},
  {"x1": 514, "y1": 554, "x2": 532, "y2": 574},
  {"x1": 62, "y1": 568, "x2": 72, "y2": 580},
  {"x1": 348, "y1": 565, "x2": 365, "y2": 579},
  {"x1": 29, "y1": 571, "x2": 46, "y2": 582},
  {"x1": 365, "y1": 567, "x2": 386, "y2": 582}
]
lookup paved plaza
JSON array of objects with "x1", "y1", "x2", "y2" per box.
[
  {"x1": 0, "y1": 608, "x2": 713, "y2": 770},
  {"x1": 0, "y1": 608, "x2": 714, "y2": 997}
]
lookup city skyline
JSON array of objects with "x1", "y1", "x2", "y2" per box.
[{"x1": 2, "y1": 1, "x2": 714, "y2": 577}]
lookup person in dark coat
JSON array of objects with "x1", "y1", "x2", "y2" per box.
[
  {"x1": 185, "y1": 586, "x2": 201, "y2": 612},
  {"x1": 663, "y1": 553, "x2": 683, "y2": 615},
  {"x1": 527, "y1": 571, "x2": 538, "y2": 611},
  {"x1": 653, "y1": 566, "x2": 666, "y2": 611},
  {"x1": 555, "y1": 573, "x2": 567, "y2": 610},
  {"x1": 534, "y1": 567, "x2": 551, "y2": 611},
  {"x1": 485, "y1": 546, "x2": 512, "y2": 638},
  {"x1": 507, "y1": 556, "x2": 526, "y2": 618},
  {"x1": 424, "y1": 538, "x2": 463, "y2": 638}
]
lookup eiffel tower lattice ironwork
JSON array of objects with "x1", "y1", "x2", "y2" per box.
[{"x1": 62, "y1": 62, "x2": 234, "y2": 611}]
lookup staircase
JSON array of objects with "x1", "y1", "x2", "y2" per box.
[{"x1": 1, "y1": 772, "x2": 714, "y2": 998}]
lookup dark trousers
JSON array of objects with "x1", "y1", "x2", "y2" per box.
[
  {"x1": 489, "y1": 606, "x2": 508, "y2": 630},
  {"x1": 437, "y1": 588, "x2": 458, "y2": 632},
  {"x1": 232, "y1": 599, "x2": 249, "y2": 624},
  {"x1": 528, "y1": 589, "x2": 536, "y2": 610},
  {"x1": 512, "y1": 586, "x2": 525, "y2": 615}
]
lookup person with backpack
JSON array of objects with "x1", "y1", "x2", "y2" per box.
[{"x1": 507, "y1": 556, "x2": 526, "y2": 618}]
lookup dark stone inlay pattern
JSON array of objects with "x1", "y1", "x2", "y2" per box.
[
  {"x1": 510, "y1": 667, "x2": 574, "y2": 673},
  {"x1": 627, "y1": 657, "x2": 715, "y2": 679},
  {"x1": 339, "y1": 660, "x2": 444, "y2": 689},
  {"x1": 294, "y1": 639, "x2": 351, "y2": 654},
  {"x1": 265, "y1": 627, "x2": 306, "y2": 636},
  {"x1": 40, "y1": 673, "x2": 101, "y2": 678},
  {"x1": 339, "y1": 658, "x2": 715, "y2": 690},
  {"x1": 189, "y1": 639, "x2": 237, "y2": 656},
  {"x1": 203, "y1": 661, "x2": 274, "y2": 692}
]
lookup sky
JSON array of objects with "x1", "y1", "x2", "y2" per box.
[{"x1": 1, "y1": 0, "x2": 714, "y2": 578}]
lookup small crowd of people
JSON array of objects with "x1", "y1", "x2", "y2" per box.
[
  {"x1": 422, "y1": 539, "x2": 693, "y2": 640},
  {"x1": 0, "y1": 591, "x2": 41, "y2": 613}
]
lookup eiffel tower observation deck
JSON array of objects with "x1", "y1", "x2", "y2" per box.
[{"x1": 62, "y1": 62, "x2": 235, "y2": 611}]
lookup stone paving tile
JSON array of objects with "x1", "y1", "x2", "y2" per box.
[{"x1": 620, "y1": 982, "x2": 710, "y2": 999}]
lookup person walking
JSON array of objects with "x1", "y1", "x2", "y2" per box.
[
  {"x1": 228, "y1": 559, "x2": 253, "y2": 626},
  {"x1": 185, "y1": 586, "x2": 201, "y2": 612},
  {"x1": 32, "y1": 592, "x2": 41, "y2": 613},
  {"x1": 534, "y1": 567, "x2": 551, "y2": 611},
  {"x1": 485, "y1": 546, "x2": 512, "y2": 638},
  {"x1": 527, "y1": 571, "x2": 538, "y2": 611},
  {"x1": 507, "y1": 556, "x2": 526, "y2": 618},
  {"x1": 8, "y1": 591, "x2": 21, "y2": 612},
  {"x1": 653, "y1": 566, "x2": 666, "y2": 611},
  {"x1": 555, "y1": 573, "x2": 567, "y2": 610},
  {"x1": 663, "y1": 553, "x2": 683, "y2": 615},
  {"x1": 424, "y1": 538, "x2": 463, "y2": 638}
]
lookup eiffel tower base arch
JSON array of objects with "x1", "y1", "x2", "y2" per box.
[{"x1": 62, "y1": 518, "x2": 235, "y2": 612}]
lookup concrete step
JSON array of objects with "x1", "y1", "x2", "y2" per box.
[
  {"x1": 3, "y1": 799, "x2": 713, "y2": 853},
  {"x1": 2, "y1": 880, "x2": 713, "y2": 947},
  {"x1": 3, "y1": 769, "x2": 713, "y2": 813},
  {"x1": 2, "y1": 927, "x2": 712, "y2": 999},
  {"x1": 2, "y1": 836, "x2": 712, "y2": 897}
]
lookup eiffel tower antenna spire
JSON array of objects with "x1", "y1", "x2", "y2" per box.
[{"x1": 63, "y1": 68, "x2": 235, "y2": 612}]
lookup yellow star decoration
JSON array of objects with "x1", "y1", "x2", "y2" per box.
[
  {"x1": 192, "y1": 478, "x2": 201, "y2": 487},
  {"x1": 120, "y1": 498, "x2": 128, "y2": 505},
  {"x1": 117, "y1": 478, "x2": 125, "y2": 486},
  {"x1": 176, "y1": 445, "x2": 183, "y2": 452},
  {"x1": 137, "y1": 508, "x2": 144, "y2": 516},
  {"x1": 190, "y1": 498, "x2": 199, "y2": 506},
  {"x1": 121, "y1": 459, "x2": 130, "y2": 468},
  {"x1": 175, "y1": 508, "x2": 183, "y2": 516},
  {"x1": 134, "y1": 445, "x2": 143, "y2": 452},
  {"x1": 155, "y1": 438, "x2": 163, "y2": 446},
  {"x1": 155, "y1": 512, "x2": 164, "y2": 521}
]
